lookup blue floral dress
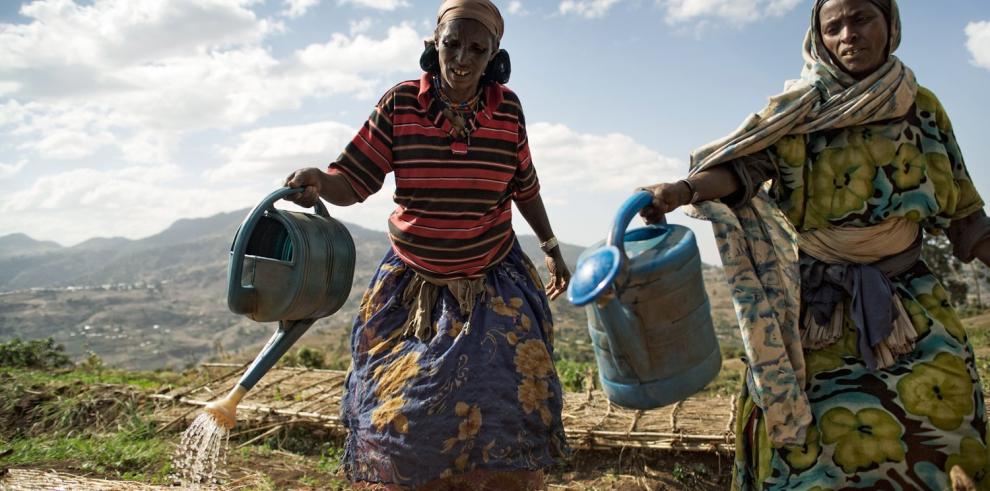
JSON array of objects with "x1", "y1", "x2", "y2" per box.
[
  {"x1": 732, "y1": 87, "x2": 990, "y2": 490},
  {"x1": 340, "y1": 242, "x2": 568, "y2": 488}
]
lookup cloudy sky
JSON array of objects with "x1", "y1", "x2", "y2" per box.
[{"x1": 1, "y1": 0, "x2": 988, "y2": 264}]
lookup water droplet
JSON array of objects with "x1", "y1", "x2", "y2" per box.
[{"x1": 171, "y1": 412, "x2": 231, "y2": 487}]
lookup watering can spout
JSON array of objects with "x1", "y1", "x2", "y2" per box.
[
  {"x1": 202, "y1": 318, "x2": 315, "y2": 428},
  {"x1": 204, "y1": 385, "x2": 247, "y2": 429},
  {"x1": 237, "y1": 319, "x2": 316, "y2": 391}
]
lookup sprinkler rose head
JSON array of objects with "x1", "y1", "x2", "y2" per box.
[{"x1": 204, "y1": 385, "x2": 247, "y2": 429}]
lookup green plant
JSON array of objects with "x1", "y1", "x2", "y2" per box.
[
  {"x1": 279, "y1": 351, "x2": 299, "y2": 367},
  {"x1": 701, "y1": 364, "x2": 745, "y2": 397},
  {"x1": 554, "y1": 358, "x2": 596, "y2": 393},
  {"x1": 720, "y1": 344, "x2": 746, "y2": 360},
  {"x1": 298, "y1": 475, "x2": 319, "y2": 486},
  {"x1": 80, "y1": 351, "x2": 105, "y2": 373},
  {"x1": 671, "y1": 462, "x2": 708, "y2": 484},
  {"x1": 297, "y1": 347, "x2": 327, "y2": 370},
  {"x1": 317, "y1": 445, "x2": 345, "y2": 473},
  {"x1": 0, "y1": 338, "x2": 71, "y2": 369},
  {"x1": 280, "y1": 346, "x2": 329, "y2": 370}
]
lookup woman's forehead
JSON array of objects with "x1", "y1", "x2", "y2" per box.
[
  {"x1": 819, "y1": 0, "x2": 883, "y2": 20},
  {"x1": 437, "y1": 18, "x2": 492, "y2": 41}
]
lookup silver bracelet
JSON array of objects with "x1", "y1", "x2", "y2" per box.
[
  {"x1": 539, "y1": 236, "x2": 559, "y2": 254},
  {"x1": 678, "y1": 178, "x2": 701, "y2": 205}
]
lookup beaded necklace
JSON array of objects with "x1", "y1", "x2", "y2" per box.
[
  {"x1": 433, "y1": 75, "x2": 482, "y2": 154},
  {"x1": 434, "y1": 74, "x2": 482, "y2": 112}
]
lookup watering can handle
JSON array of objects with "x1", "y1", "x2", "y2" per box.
[
  {"x1": 227, "y1": 187, "x2": 330, "y2": 315},
  {"x1": 606, "y1": 190, "x2": 665, "y2": 258},
  {"x1": 568, "y1": 190, "x2": 667, "y2": 307}
]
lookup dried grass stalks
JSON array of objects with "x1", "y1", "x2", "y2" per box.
[
  {"x1": 1, "y1": 469, "x2": 168, "y2": 490},
  {"x1": 155, "y1": 365, "x2": 738, "y2": 455}
]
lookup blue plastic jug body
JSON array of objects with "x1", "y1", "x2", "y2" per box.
[{"x1": 569, "y1": 191, "x2": 720, "y2": 409}]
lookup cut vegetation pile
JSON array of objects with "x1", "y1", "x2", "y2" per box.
[
  {"x1": 4, "y1": 309, "x2": 990, "y2": 490},
  {"x1": 153, "y1": 363, "x2": 738, "y2": 456}
]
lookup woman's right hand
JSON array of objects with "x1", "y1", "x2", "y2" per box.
[
  {"x1": 638, "y1": 181, "x2": 692, "y2": 225},
  {"x1": 283, "y1": 168, "x2": 325, "y2": 208}
]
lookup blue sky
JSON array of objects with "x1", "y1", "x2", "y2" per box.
[{"x1": 1, "y1": 0, "x2": 988, "y2": 264}]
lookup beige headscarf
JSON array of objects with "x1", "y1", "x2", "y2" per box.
[
  {"x1": 436, "y1": 0, "x2": 504, "y2": 42},
  {"x1": 684, "y1": 0, "x2": 918, "y2": 448},
  {"x1": 690, "y1": 0, "x2": 913, "y2": 174}
]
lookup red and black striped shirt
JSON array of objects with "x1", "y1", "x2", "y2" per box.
[{"x1": 327, "y1": 73, "x2": 541, "y2": 279}]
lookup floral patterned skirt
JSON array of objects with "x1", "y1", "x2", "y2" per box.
[
  {"x1": 733, "y1": 264, "x2": 989, "y2": 490},
  {"x1": 341, "y1": 241, "x2": 569, "y2": 488}
]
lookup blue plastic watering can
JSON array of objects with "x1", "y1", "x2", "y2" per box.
[
  {"x1": 205, "y1": 187, "x2": 355, "y2": 428},
  {"x1": 567, "y1": 191, "x2": 720, "y2": 409}
]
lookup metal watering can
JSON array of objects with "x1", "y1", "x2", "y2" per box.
[
  {"x1": 567, "y1": 190, "x2": 720, "y2": 409},
  {"x1": 205, "y1": 187, "x2": 355, "y2": 428}
]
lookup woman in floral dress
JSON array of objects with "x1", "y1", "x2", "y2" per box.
[
  {"x1": 639, "y1": 0, "x2": 989, "y2": 489},
  {"x1": 282, "y1": 1, "x2": 570, "y2": 489}
]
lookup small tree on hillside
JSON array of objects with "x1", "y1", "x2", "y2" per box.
[
  {"x1": 0, "y1": 338, "x2": 72, "y2": 369},
  {"x1": 922, "y1": 232, "x2": 968, "y2": 306},
  {"x1": 970, "y1": 261, "x2": 990, "y2": 310}
]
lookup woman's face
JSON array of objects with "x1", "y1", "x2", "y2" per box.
[
  {"x1": 435, "y1": 19, "x2": 496, "y2": 101},
  {"x1": 818, "y1": 0, "x2": 889, "y2": 78}
]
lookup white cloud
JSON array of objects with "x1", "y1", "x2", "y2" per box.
[
  {"x1": 966, "y1": 21, "x2": 990, "y2": 71},
  {"x1": 0, "y1": 0, "x2": 271, "y2": 71},
  {"x1": 7, "y1": 101, "x2": 120, "y2": 159},
  {"x1": 209, "y1": 121, "x2": 359, "y2": 183},
  {"x1": 295, "y1": 23, "x2": 422, "y2": 77},
  {"x1": 558, "y1": 0, "x2": 621, "y2": 19},
  {"x1": 528, "y1": 122, "x2": 682, "y2": 196},
  {"x1": 209, "y1": 119, "x2": 399, "y2": 231},
  {"x1": 657, "y1": 0, "x2": 801, "y2": 25},
  {"x1": 0, "y1": 165, "x2": 262, "y2": 245},
  {"x1": 507, "y1": 1, "x2": 527, "y2": 16},
  {"x1": 349, "y1": 17, "x2": 374, "y2": 35},
  {"x1": 0, "y1": 160, "x2": 27, "y2": 179},
  {"x1": 496, "y1": 122, "x2": 691, "y2": 250},
  {"x1": 0, "y1": 101, "x2": 27, "y2": 127},
  {"x1": 0, "y1": 81, "x2": 20, "y2": 96},
  {"x1": 338, "y1": 0, "x2": 409, "y2": 11},
  {"x1": 282, "y1": 0, "x2": 320, "y2": 18},
  {"x1": 0, "y1": 0, "x2": 281, "y2": 161},
  {"x1": 0, "y1": 1, "x2": 424, "y2": 162}
]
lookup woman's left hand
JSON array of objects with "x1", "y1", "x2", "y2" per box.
[{"x1": 544, "y1": 249, "x2": 571, "y2": 301}]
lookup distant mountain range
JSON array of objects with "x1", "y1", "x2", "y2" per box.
[
  {"x1": 0, "y1": 211, "x2": 585, "y2": 291},
  {"x1": 0, "y1": 233, "x2": 64, "y2": 258},
  {"x1": 0, "y1": 209, "x2": 588, "y2": 369}
]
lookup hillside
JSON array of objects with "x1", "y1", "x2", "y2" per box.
[{"x1": 0, "y1": 211, "x2": 591, "y2": 370}]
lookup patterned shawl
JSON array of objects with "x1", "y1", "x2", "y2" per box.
[{"x1": 685, "y1": 0, "x2": 917, "y2": 447}]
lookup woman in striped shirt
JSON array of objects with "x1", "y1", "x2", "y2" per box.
[{"x1": 283, "y1": 1, "x2": 571, "y2": 489}]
